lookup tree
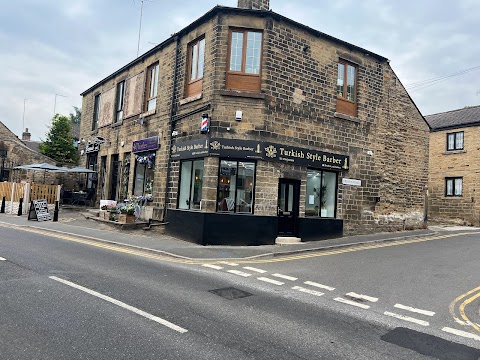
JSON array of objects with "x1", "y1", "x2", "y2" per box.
[
  {"x1": 40, "y1": 114, "x2": 78, "y2": 164},
  {"x1": 69, "y1": 106, "x2": 81, "y2": 124}
]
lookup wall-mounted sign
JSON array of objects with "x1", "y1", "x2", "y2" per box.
[
  {"x1": 132, "y1": 136, "x2": 159, "y2": 153},
  {"x1": 172, "y1": 138, "x2": 349, "y2": 171},
  {"x1": 342, "y1": 178, "x2": 362, "y2": 186},
  {"x1": 201, "y1": 114, "x2": 209, "y2": 133},
  {"x1": 85, "y1": 143, "x2": 100, "y2": 154},
  {"x1": 171, "y1": 138, "x2": 209, "y2": 160}
]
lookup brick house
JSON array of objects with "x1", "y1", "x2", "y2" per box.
[
  {"x1": 79, "y1": 0, "x2": 429, "y2": 245},
  {"x1": 426, "y1": 105, "x2": 480, "y2": 226}
]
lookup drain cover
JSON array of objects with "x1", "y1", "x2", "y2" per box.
[{"x1": 209, "y1": 287, "x2": 253, "y2": 300}]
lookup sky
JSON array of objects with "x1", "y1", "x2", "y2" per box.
[{"x1": 1, "y1": 0, "x2": 479, "y2": 141}]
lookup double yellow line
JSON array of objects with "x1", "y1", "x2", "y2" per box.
[{"x1": 449, "y1": 286, "x2": 480, "y2": 334}]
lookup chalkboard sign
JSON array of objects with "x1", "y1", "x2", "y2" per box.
[{"x1": 28, "y1": 200, "x2": 51, "y2": 222}]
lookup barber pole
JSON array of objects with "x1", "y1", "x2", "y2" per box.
[{"x1": 201, "y1": 113, "x2": 209, "y2": 133}]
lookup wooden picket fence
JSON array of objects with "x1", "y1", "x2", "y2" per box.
[{"x1": 0, "y1": 182, "x2": 59, "y2": 204}]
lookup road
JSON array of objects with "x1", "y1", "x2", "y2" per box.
[{"x1": 0, "y1": 225, "x2": 479, "y2": 359}]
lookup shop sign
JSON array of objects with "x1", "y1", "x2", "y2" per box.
[
  {"x1": 28, "y1": 199, "x2": 51, "y2": 222},
  {"x1": 132, "y1": 136, "x2": 159, "y2": 153},
  {"x1": 263, "y1": 142, "x2": 349, "y2": 171},
  {"x1": 85, "y1": 143, "x2": 100, "y2": 154},
  {"x1": 171, "y1": 138, "x2": 209, "y2": 160},
  {"x1": 342, "y1": 178, "x2": 361, "y2": 186},
  {"x1": 171, "y1": 138, "x2": 349, "y2": 171},
  {"x1": 209, "y1": 138, "x2": 263, "y2": 159}
]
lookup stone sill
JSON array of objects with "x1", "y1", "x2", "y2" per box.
[
  {"x1": 139, "y1": 109, "x2": 156, "y2": 118},
  {"x1": 110, "y1": 120, "x2": 123, "y2": 129},
  {"x1": 442, "y1": 150, "x2": 466, "y2": 155},
  {"x1": 334, "y1": 112, "x2": 360, "y2": 123},
  {"x1": 180, "y1": 93, "x2": 203, "y2": 105},
  {"x1": 220, "y1": 90, "x2": 265, "y2": 100}
]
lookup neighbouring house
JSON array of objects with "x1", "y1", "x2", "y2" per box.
[
  {"x1": 0, "y1": 122, "x2": 56, "y2": 183},
  {"x1": 426, "y1": 105, "x2": 480, "y2": 226},
  {"x1": 78, "y1": 0, "x2": 429, "y2": 245}
]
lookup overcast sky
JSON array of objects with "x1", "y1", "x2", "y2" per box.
[{"x1": 1, "y1": 0, "x2": 479, "y2": 140}]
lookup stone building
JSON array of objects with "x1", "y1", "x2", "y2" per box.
[
  {"x1": 79, "y1": 0, "x2": 429, "y2": 245},
  {"x1": 0, "y1": 122, "x2": 56, "y2": 183},
  {"x1": 426, "y1": 105, "x2": 480, "y2": 226}
]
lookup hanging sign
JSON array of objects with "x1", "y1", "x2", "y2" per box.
[
  {"x1": 200, "y1": 114, "x2": 209, "y2": 133},
  {"x1": 28, "y1": 199, "x2": 51, "y2": 222}
]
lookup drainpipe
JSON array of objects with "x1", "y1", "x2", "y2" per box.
[{"x1": 161, "y1": 35, "x2": 180, "y2": 222}]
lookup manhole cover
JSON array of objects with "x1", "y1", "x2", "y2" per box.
[
  {"x1": 345, "y1": 295, "x2": 366, "y2": 303},
  {"x1": 209, "y1": 287, "x2": 253, "y2": 300}
]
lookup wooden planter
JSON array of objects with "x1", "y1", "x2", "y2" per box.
[{"x1": 118, "y1": 213, "x2": 136, "y2": 224}]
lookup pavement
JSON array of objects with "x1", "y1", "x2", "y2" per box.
[{"x1": 0, "y1": 207, "x2": 476, "y2": 261}]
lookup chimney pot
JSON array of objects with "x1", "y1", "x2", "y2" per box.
[{"x1": 238, "y1": 0, "x2": 270, "y2": 10}]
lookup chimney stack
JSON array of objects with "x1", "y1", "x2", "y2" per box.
[
  {"x1": 22, "y1": 128, "x2": 31, "y2": 141},
  {"x1": 238, "y1": 0, "x2": 270, "y2": 10}
]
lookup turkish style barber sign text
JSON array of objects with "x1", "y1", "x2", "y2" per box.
[{"x1": 28, "y1": 199, "x2": 51, "y2": 222}]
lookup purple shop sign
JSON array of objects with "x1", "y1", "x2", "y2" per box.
[{"x1": 132, "y1": 136, "x2": 159, "y2": 153}]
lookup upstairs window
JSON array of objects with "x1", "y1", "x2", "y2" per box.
[
  {"x1": 226, "y1": 29, "x2": 262, "y2": 92},
  {"x1": 145, "y1": 63, "x2": 159, "y2": 111},
  {"x1": 186, "y1": 37, "x2": 205, "y2": 98},
  {"x1": 447, "y1": 131, "x2": 464, "y2": 151},
  {"x1": 92, "y1": 94, "x2": 100, "y2": 131},
  {"x1": 115, "y1": 81, "x2": 125, "y2": 123},
  {"x1": 446, "y1": 177, "x2": 463, "y2": 197},
  {"x1": 336, "y1": 60, "x2": 357, "y2": 117}
]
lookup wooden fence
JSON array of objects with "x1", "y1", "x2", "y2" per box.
[
  {"x1": 30, "y1": 184, "x2": 58, "y2": 204},
  {"x1": 0, "y1": 182, "x2": 59, "y2": 204}
]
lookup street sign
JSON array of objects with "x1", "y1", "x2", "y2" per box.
[{"x1": 342, "y1": 178, "x2": 362, "y2": 186}]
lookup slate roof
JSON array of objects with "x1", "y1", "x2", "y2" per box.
[{"x1": 425, "y1": 105, "x2": 480, "y2": 131}]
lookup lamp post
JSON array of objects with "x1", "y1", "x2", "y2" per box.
[
  {"x1": 22, "y1": 98, "x2": 29, "y2": 135},
  {"x1": 53, "y1": 93, "x2": 68, "y2": 118}
]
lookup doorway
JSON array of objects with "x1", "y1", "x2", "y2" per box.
[
  {"x1": 109, "y1": 154, "x2": 120, "y2": 200},
  {"x1": 277, "y1": 179, "x2": 300, "y2": 236}
]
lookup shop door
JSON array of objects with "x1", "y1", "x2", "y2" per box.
[
  {"x1": 277, "y1": 179, "x2": 300, "y2": 236},
  {"x1": 109, "y1": 155, "x2": 120, "y2": 200}
]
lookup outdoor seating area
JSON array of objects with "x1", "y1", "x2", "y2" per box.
[{"x1": 61, "y1": 189, "x2": 96, "y2": 206}]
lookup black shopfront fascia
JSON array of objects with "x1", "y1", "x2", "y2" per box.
[{"x1": 166, "y1": 137, "x2": 347, "y2": 245}]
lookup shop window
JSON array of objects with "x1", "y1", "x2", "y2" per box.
[
  {"x1": 445, "y1": 177, "x2": 462, "y2": 197},
  {"x1": 336, "y1": 60, "x2": 357, "y2": 117},
  {"x1": 305, "y1": 170, "x2": 337, "y2": 218},
  {"x1": 133, "y1": 152, "x2": 155, "y2": 198},
  {"x1": 186, "y1": 37, "x2": 205, "y2": 98},
  {"x1": 178, "y1": 159, "x2": 204, "y2": 210},
  {"x1": 92, "y1": 94, "x2": 100, "y2": 131},
  {"x1": 86, "y1": 153, "x2": 98, "y2": 189},
  {"x1": 446, "y1": 131, "x2": 464, "y2": 151},
  {"x1": 217, "y1": 160, "x2": 255, "y2": 213},
  {"x1": 145, "y1": 63, "x2": 159, "y2": 111},
  {"x1": 115, "y1": 81, "x2": 125, "y2": 122},
  {"x1": 226, "y1": 29, "x2": 262, "y2": 92}
]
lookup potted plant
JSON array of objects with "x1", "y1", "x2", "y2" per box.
[{"x1": 117, "y1": 203, "x2": 136, "y2": 223}]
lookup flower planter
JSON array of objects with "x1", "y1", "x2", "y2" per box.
[
  {"x1": 99, "y1": 210, "x2": 109, "y2": 220},
  {"x1": 118, "y1": 213, "x2": 136, "y2": 224}
]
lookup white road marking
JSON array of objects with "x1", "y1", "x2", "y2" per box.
[
  {"x1": 292, "y1": 286, "x2": 324, "y2": 297},
  {"x1": 272, "y1": 273, "x2": 297, "y2": 281},
  {"x1": 384, "y1": 311, "x2": 429, "y2": 326},
  {"x1": 257, "y1": 277, "x2": 285, "y2": 286},
  {"x1": 346, "y1": 292, "x2": 378, "y2": 303},
  {"x1": 224, "y1": 263, "x2": 239, "y2": 266},
  {"x1": 334, "y1": 297, "x2": 370, "y2": 309},
  {"x1": 243, "y1": 266, "x2": 267, "y2": 274},
  {"x1": 442, "y1": 327, "x2": 480, "y2": 341},
  {"x1": 202, "y1": 264, "x2": 223, "y2": 270},
  {"x1": 227, "y1": 270, "x2": 251, "y2": 277},
  {"x1": 304, "y1": 281, "x2": 335, "y2": 291},
  {"x1": 49, "y1": 276, "x2": 188, "y2": 333},
  {"x1": 394, "y1": 303, "x2": 435, "y2": 317},
  {"x1": 0, "y1": 257, "x2": 6, "y2": 261}
]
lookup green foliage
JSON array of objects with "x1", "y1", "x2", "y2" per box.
[
  {"x1": 40, "y1": 114, "x2": 78, "y2": 164},
  {"x1": 69, "y1": 106, "x2": 81, "y2": 124}
]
